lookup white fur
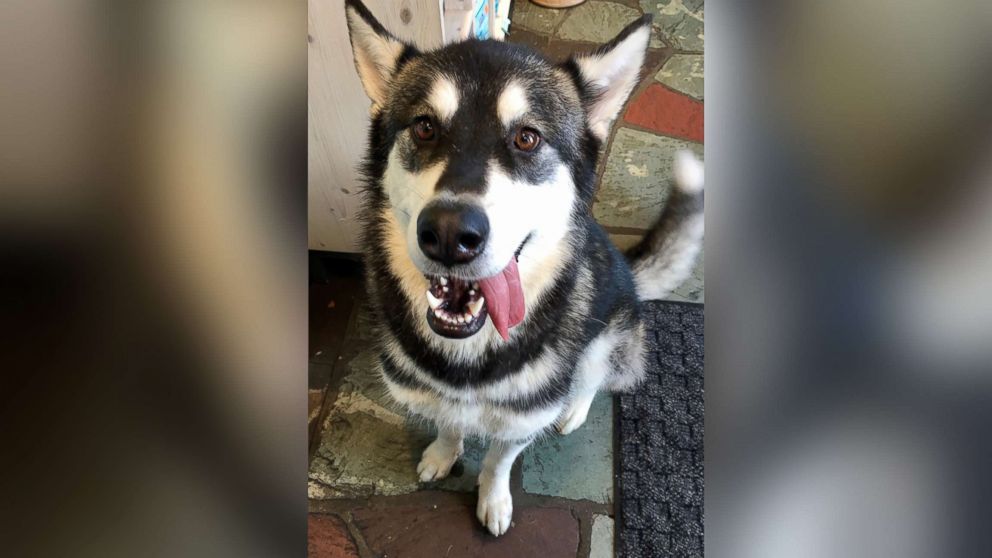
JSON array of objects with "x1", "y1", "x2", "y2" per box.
[
  {"x1": 574, "y1": 25, "x2": 651, "y2": 140},
  {"x1": 345, "y1": 6, "x2": 406, "y2": 110},
  {"x1": 417, "y1": 426, "x2": 463, "y2": 481},
  {"x1": 382, "y1": 372, "x2": 563, "y2": 441},
  {"x1": 558, "y1": 329, "x2": 619, "y2": 434},
  {"x1": 633, "y1": 151, "x2": 705, "y2": 300},
  {"x1": 478, "y1": 438, "x2": 528, "y2": 536},
  {"x1": 496, "y1": 80, "x2": 529, "y2": 127},
  {"x1": 634, "y1": 212, "x2": 703, "y2": 300},
  {"x1": 673, "y1": 149, "x2": 704, "y2": 194},
  {"x1": 379, "y1": 153, "x2": 579, "y2": 361},
  {"x1": 428, "y1": 76, "x2": 460, "y2": 123}
]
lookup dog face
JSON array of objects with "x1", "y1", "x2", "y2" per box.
[{"x1": 344, "y1": 0, "x2": 650, "y2": 339}]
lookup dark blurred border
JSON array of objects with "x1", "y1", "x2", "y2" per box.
[{"x1": 0, "y1": 1, "x2": 306, "y2": 556}]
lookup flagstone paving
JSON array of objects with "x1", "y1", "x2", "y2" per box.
[
  {"x1": 309, "y1": 2, "x2": 703, "y2": 556},
  {"x1": 522, "y1": 393, "x2": 615, "y2": 504}
]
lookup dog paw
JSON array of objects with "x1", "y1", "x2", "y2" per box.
[
  {"x1": 417, "y1": 438, "x2": 463, "y2": 482},
  {"x1": 477, "y1": 477, "x2": 513, "y2": 536},
  {"x1": 556, "y1": 401, "x2": 592, "y2": 435}
]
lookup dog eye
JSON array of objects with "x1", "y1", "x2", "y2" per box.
[
  {"x1": 513, "y1": 127, "x2": 541, "y2": 152},
  {"x1": 411, "y1": 117, "x2": 436, "y2": 143}
]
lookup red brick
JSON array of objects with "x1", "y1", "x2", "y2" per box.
[
  {"x1": 624, "y1": 84, "x2": 704, "y2": 143},
  {"x1": 308, "y1": 514, "x2": 359, "y2": 558},
  {"x1": 351, "y1": 499, "x2": 579, "y2": 558}
]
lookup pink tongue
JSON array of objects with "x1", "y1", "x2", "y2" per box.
[{"x1": 478, "y1": 258, "x2": 525, "y2": 341}]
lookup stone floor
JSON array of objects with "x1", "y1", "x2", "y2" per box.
[{"x1": 309, "y1": 2, "x2": 703, "y2": 556}]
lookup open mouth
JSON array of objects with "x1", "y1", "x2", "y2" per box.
[
  {"x1": 425, "y1": 276, "x2": 488, "y2": 338},
  {"x1": 423, "y1": 234, "x2": 533, "y2": 340}
]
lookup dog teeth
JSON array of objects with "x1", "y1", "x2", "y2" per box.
[
  {"x1": 467, "y1": 297, "x2": 484, "y2": 317},
  {"x1": 468, "y1": 289, "x2": 475, "y2": 296},
  {"x1": 457, "y1": 315, "x2": 465, "y2": 324},
  {"x1": 442, "y1": 286, "x2": 449, "y2": 293},
  {"x1": 462, "y1": 313, "x2": 472, "y2": 322},
  {"x1": 439, "y1": 277, "x2": 448, "y2": 286},
  {"x1": 426, "y1": 290, "x2": 443, "y2": 310}
]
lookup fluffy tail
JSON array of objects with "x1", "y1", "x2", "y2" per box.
[{"x1": 625, "y1": 150, "x2": 704, "y2": 301}]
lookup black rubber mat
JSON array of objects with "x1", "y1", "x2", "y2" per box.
[{"x1": 617, "y1": 301, "x2": 704, "y2": 557}]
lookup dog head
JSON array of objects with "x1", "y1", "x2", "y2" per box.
[{"x1": 344, "y1": 0, "x2": 650, "y2": 339}]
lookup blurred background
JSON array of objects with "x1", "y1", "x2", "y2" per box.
[
  {"x1": 1, "y1": 0, "x2": 991, "y2": 556},
  {"x1": 708, "y1": 0, "x2": 992, "y2": 556},
  {"x1": 0, "y1": 0, "x2": 307, "y2": 556}
]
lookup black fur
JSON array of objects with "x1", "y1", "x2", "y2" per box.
[{"x1": 349, "y1": 3, "x2": 650, "y2": 414}]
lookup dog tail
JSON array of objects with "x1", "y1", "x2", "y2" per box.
[{"x1": 625, "y1": 150, "x2": 704, "y2": 301}]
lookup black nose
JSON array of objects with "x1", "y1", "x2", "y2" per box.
[{"x1": 416, "y1": 201, "x2": 489, "y2": 266}]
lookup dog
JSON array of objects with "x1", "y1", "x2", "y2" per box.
[{"x1": 342, "y1": 0, "x2": 703, "y2": 536}]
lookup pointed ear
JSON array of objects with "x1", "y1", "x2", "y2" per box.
[
  {"x1": 569, "y1": 15, "x2": 653, "y2": 140},
  {"x1": 344, "y1": 0, "x2": 414, "y2": 110}
]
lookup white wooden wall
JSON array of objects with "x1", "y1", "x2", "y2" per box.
[{"x1": 308, "y1": 0, "x2": 444, "y2": 252}]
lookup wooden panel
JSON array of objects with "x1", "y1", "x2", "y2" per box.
[{"x1": 308, "y1": 0, "x2": 443, "y2": 252}]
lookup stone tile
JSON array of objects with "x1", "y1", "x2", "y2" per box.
[
  {"x1": 352, "y1": 497, "x2": 579, "y2": 557},
  {"x1": 593, "y1": 127, "x2": 703, "y2": 230},
  {"x1": 308, "y1": 344, "x2": 486, "y2": 499},
  {"x1": 656, "y1": 53, "x2": 704, "y2": 99},
  {"x1": 510, "y1": 1, "x2": 569, "y2": 34},
  {"x1": 589, "y1": 514, "x2": 615, "y2": 558},
  {"x1": 640, "y1": 0, "x2": 705, "y2": 51},
  {"x1": 624, "y1": 83, "x2": 704, "y2": 142},
  {"x1": 522, "y1": 393, "x2": 615, "y2": 503},
  {"x1": 557, "y1": 1, "x2": 662, "y2": 48},
  {"x1": 609, "y1": 233, "x2": 646, "y2": 252},
  {"x1": 308, "y1": 514, "x2": 359, "y2": 558},
  {"x1": 345, "y1": 302, "x2": 375, "y2": 341}
]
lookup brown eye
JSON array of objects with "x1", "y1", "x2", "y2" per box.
[
  {"x1": 514, "y1": 127, "x2": 541, "y2": 151},
  {"x1": 412, "y1": 117, "x2": 436, "y2": 142}
]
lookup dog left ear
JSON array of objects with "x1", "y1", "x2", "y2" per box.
[
  {"x1": 344, "y1": 0, "x2": 415, "y2": 111},
  {"x1": 567, "y1": 15, "x2": 653, "y2": 141}
]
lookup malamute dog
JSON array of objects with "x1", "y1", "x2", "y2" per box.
[{"x1": 342, "y1": 0, "x2": 703, "y2": 536}]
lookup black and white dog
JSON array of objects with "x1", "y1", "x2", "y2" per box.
[{"x1": 342, "y1": 0, "x2": 703, "y2": 536}]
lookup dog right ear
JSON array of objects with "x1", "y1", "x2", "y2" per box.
[{"x1": 344, "y1": 0, "x2": 415, "y2": 111}]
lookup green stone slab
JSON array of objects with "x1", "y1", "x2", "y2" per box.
[
  {"x1": 656, "y1": 53, "x2": 704, "y2": 99},
  {"x1": 522, "y1": 393, "x2": 614, "y2": 504},
  {"x1": 593, "y1": 127, "x2": 703, "y2": 230},
  {"x1": 558, "y1": 1, "x2": 662, "y2": 48},
  {"x1": 640, "y1": 0, "x2": 704, "y2": 51},
  {"x1": 308, "y1": 344, "x2": 485, "y2": 499},
  {"x1": 510, "y1": 1, "x2": 569, "y2": 35}
]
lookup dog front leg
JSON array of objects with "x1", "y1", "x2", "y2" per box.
[
  {"x1": 417, "y1": 425, "x2": 464, "y2": 482},
  {"x1": 476, "y1": 437, "x2": 530, "y2": 536}
]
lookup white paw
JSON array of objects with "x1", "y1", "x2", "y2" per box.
[
  {"x1": 477, "y1": 477, "x2": 513, "y2": 536},
  {"x1": 416, "y1": 438, "x2": 463, "y2": 482},
  {"x1": 557, "y1": 403, "x2": 591, "y2": 435}
]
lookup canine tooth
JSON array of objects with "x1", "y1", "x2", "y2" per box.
[
  {"x1": 439, "y1": 277, "x2": 448, "y2": 285},
  {"x1": 468, "y1": 297, "x2": 484, "y2": 316},
  {"x1": 426, "y1": 290, "x2": 442, "y2": 310}
]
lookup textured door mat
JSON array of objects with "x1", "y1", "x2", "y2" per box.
[{"x1": 617, "y1": 301, "x2": 704, "y2": 557}]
